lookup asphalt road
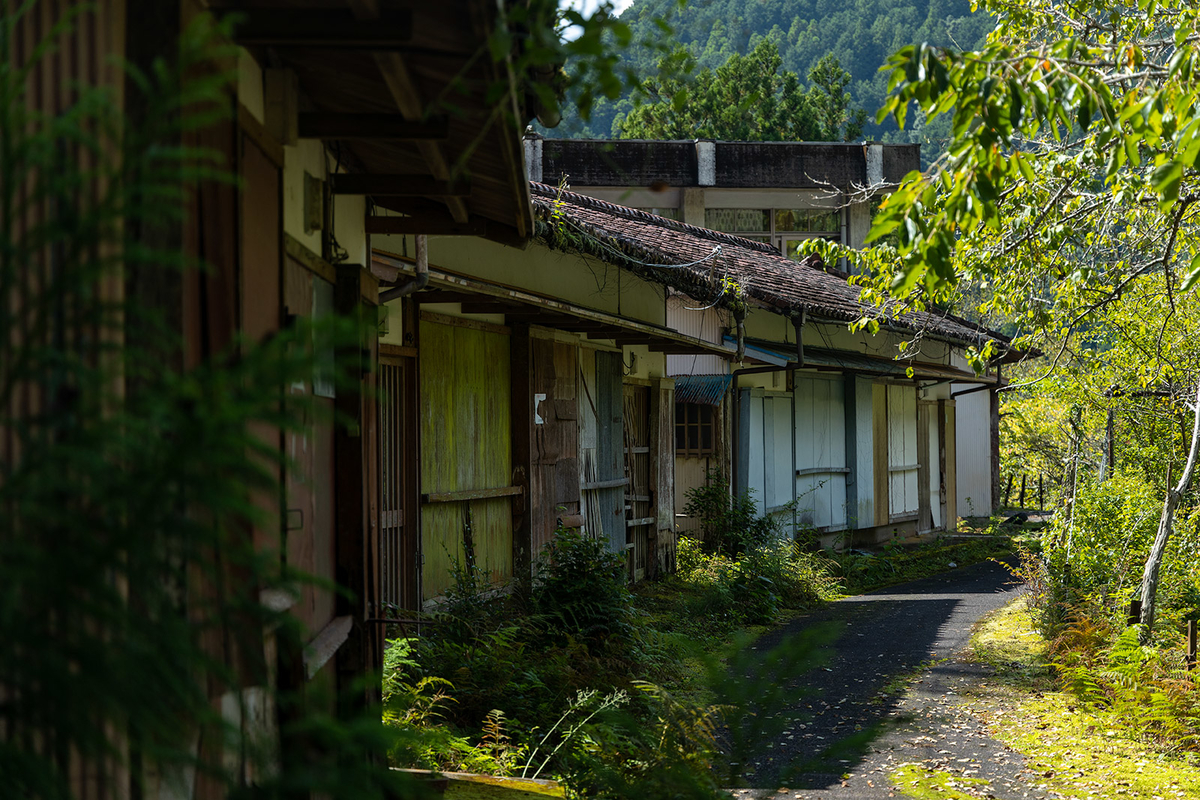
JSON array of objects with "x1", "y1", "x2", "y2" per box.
[{"x1": 725, "y1": 557, "x2": 1049, "y2": 799}]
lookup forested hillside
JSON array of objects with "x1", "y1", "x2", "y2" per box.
[{"x1": 549, "y1": 0, "x2": 993, "y2": 147}]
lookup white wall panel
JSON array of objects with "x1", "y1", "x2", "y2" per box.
[
  {"x1": 953, "y1": 385, "x2": 993, "y2": 516},
  {"x1": 794, "y1": 376, "x2": 848, "y2": 530},
  {"x1": 887, "y1": 384, "x2": 919, "y2": 517}
]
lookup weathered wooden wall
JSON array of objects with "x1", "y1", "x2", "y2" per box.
[
  {"x1": 529, "y1": 336, "x2": 581, "y2": 554},
  {"x1": 649, "y1": 377, "x2": 676, "y2": 574},
  {"x1": 419, "y1": 316, "x2": 513, "y2": 599},
  {"x1": 623, "y1": 383, "x2": 652, "y2": 580}
]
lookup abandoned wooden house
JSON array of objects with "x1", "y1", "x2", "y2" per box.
[
  {"x1": 375, "y1": 181, "x2": 1015, "y2": 557},
  {"x1": 7, "y1": 0, "x2": 547, "y2": 795},
  {"x1": 526, "y1": 136, "x2": 1011, "y2": 531}
]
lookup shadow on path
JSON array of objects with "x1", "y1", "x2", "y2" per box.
[{"x1": 726, "y1": 557, "x2": 1022, "y2": 792}]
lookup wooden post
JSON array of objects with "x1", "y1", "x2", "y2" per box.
[
  {"x1": 510, "y1": 323, "x2": 532, "y2": 595},
  {"x1": 1128, "y1": 599, "x2": 1142, "y2": 626},
  {"x1": 1019, "y1": 474, "x2": 1027, "y2": 508},
  {"x1": 333, "y1": 264, "x2": 381, "y2": 715},
  {"x1": 1188, "y1": 619, "x2": 1197, "y2": 671},
  {"x1": 1004, "y1": 474, "x2": 1013, "y2": 506},
  {"x1": 1038, "y1": 474, "x2": 1044, "y2": 511}
]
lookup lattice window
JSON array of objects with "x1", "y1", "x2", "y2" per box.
[{"x1": 675, "y1": 402, "x2": 715, "y2": 456}]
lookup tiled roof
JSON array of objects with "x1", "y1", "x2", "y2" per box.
[{"x1": 528, "y1": 181, "x2": 1011, "y2": 353}]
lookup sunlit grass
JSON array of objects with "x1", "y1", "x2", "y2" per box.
[{"x1": 968, "y1": 599, "x2": 1200, "y2": 800}]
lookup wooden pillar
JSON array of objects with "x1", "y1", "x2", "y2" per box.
[
  {"x1": 510, "y1": 322, "x2": 533, "y2": 593},
  {"x1": 991, "y1": 368, "x2": 1002, "y2": 513},
  {"x1": 401, "y1": 296, "x2": 422, "y2": 609},
  {"x1": 333, "y1": 264, "x2": 381, "y2": 714},
  {"x1": 843, "y1": 373, "x2": 859, "y2": 530},
  {"x1": 648, "y1": 377, "x2": 676, "y2": 576}
]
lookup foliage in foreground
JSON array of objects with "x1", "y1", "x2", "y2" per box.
[
  {"x1": 381, "y1": 525, "x2": 840, "y2": 796},
  {"x1": 1, "y1": 10, "x2": 413, "y2": 799}
]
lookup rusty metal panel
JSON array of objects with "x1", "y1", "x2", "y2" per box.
[{"x1": 419, "y1": 319, "x2": 513, "y2": 600}]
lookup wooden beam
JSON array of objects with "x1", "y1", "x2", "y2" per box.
[
  {"x1": 651, "y1": 346, "x2": 715, "y2": 354},
  {"x1": 460, "y1": 301, "x2": 527, "y2": 315},
  {"x1": 333, "y1": 174, "x2": 469, "y2": 197},
  {"x1": 298, "y1": 113, "x2": 449, "y2": 141},
  {"x1": 365, "y1": 215, "x2": 486, "y2": 236},
  {"x1": 345, "y1": 0, "x2": 380, "y2": 19},
  {"x1": 421, "y1": 485, "x2": 524, "y2": 504},
  {"x1": 373, "y1": 52, "x2": 471, "y2": 223},
  {"x1": 504, "y1": 313, "x2": 578, "y2": 327},
  {"x1": 412, "y1": 290, "x2": 478, "y2": 304},
  {"x1": 303, "y1": 616, "x2": 353, "y2": 680},
  {"x1": 224, "y1": 9, "x2": 412, "y2": 48}
]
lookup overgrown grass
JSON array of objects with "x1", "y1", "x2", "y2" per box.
[
  {"x1": 889, "y1": 763, "x2": 989, "y2": 799},
  {"x1": 382, "y1": 529, "x2": 842, "y2": 796},
  {"x1": 969, "y1": 599, "x2": 1200, "y2": 799},
  {"x1": 382, "y1": 521, "x2": 1023, "y2": 796},
  {"x1": 823, "y1": 532, "x2": 1020, "y2": 595}
]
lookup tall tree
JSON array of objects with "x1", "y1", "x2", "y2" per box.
[{"x1": 616, "y1": 38, "x2": 865, "y2": 141}]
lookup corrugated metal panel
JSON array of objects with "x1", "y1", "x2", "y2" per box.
[
  {"x1": 674, "y1": 374, "x2": 732, "y2": 406},
  {"x1": 667, "y1": 295, "x2": 728, "y2": 376}
]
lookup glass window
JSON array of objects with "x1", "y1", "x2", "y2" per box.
[
  {"x1": 675, "y1": 403, "x2": 716, "y2": 456},
  {"x1": 809, "y1": 209, "x2": 841, "y2": 232},
  {"x1": 775, "y1": 208, "x2": 841, "y2": 232},
  {"x1": 705, "y1": 208, "x2": 770, "y2": 233}
]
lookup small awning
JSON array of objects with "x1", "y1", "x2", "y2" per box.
[
  {"x1": 674, "y1": 375, "x2": 733, "y2": 406},
  {"x1": 724, "y1": 336, "x2": 991, "y2": 382}
]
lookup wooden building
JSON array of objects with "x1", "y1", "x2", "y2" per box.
[
  {"x1": 480, "y1": 184, "x2": 1019, "y2": 549},
  {"x1": 527, "y1": 136, "x2": 1010, "y2": 521},
  {"x1": 5, "y1": 0, "x2": 539, "y2": 796}
]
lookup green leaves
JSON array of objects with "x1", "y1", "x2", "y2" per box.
[
  {"x1": 619, "y1": 39, "x2": 866, "y2": 142},
  {"x1": 862, "y1": 0, "x2": 1200, "y2": 363}
]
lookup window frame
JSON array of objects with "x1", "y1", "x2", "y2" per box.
[
  {"x1": 702, "y1": 206, "x2": 844, "y2": 259},
  {"x1": 675, "y1": 402, "x2": 716, "y2": 457}
]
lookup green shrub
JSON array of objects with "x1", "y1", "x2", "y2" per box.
[
  {"x1": 534, "y1": 526, "x2": 632, "y2": 641},
  {"x1": 675, "y1": 535, "x2": 837, "y2": 625},
  {"x1": 683, "y1": 470, "x2": 792, "y2": 557}
]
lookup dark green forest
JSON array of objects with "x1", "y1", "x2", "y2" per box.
[{"x1": 547, "y1": 0, "x2": 994, "y2": 150}]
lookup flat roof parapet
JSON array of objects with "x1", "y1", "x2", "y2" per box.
[{"x1": 526, "y1": 136, "x2": 920, "y2": 191}]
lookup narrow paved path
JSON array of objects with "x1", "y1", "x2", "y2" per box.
[{"x1": 728, "y1": 557, "x2": 1051, "y2": 799}]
